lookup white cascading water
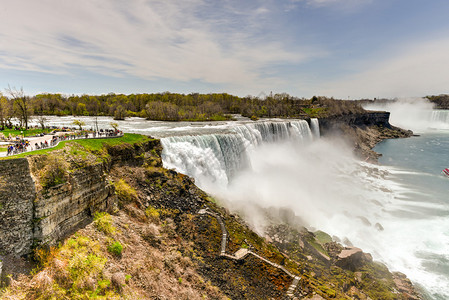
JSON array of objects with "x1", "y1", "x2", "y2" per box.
[
  {"x1": 310, "y1": 118, "x2": 320, "y2": 138},
  {"x1": 161, "y1": 120, "x2": 314, "y2": 188}
]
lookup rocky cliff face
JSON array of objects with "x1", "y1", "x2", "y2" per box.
[
  {"x1": 319, "y1": 110, "x2": 392, "y2": 132},
  {"x1": 31, "y1": 161, "x2": 114, "y2": 247},
  {"x1": 0, "y1": 140, "x2": 160, "y2": 259},
  {"x1": 0, "y1": 159, "x2": 35, "y2": 256},
  {"x1": 319, "y1": 111, "x2": 413, "y2": 160},
  {"x1": 0, "y1": 158, "x2": 113, "y2": 259}
]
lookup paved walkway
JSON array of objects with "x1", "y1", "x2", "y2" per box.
[{"x1": 198, "y1": 208, "x2": 301, "y2": 299}]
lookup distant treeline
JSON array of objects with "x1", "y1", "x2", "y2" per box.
[{"x1": 0, "y1": 89, "x2": 367, "y2": 128}]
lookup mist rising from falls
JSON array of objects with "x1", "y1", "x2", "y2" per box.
[
  {"x1": 363, "y1": 98, "x2": 449, "y2": 132},
  {"x1": 161, "y1": 120, "x2": 315, "y2": 188},
  {"x1": 161, "y1": 118, "x2": 393, "y2": 262}
]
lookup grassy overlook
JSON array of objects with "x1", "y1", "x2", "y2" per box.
[{"x1": 0, "y1": 135, "x2": 419, "y2": 299}]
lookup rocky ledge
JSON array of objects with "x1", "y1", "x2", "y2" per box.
[{"x1": 319, "y1": 111, "x2": 413, "y2": 161}]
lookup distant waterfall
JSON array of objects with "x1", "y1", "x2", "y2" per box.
[
  {"x1": 431, "y1": 110, "x2": 449, "y2": 125},
  {"x1": 161, "y1": 120, "x2": 316, "y2": 187},
  {"x1": 310, "y1": 118, "x2": 320, "y2": 138}
]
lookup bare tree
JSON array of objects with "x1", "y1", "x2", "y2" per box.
[
  {"x1": 94, "y1": 116, "x2": 99, "y2": 132},
  {"x1": 36, "y1": 115, "x2": 48, "y2": 130},
  {"x1": 5, "y1": 86, "x2": 32, "y2": 129}
]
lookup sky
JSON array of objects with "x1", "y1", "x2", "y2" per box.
[{"x1": 1, "y1": 0, "x2": 449, "y2": 99}]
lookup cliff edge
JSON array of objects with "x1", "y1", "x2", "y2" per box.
[{"x1": 319, "y1": 111, "x2": 413, "y2": 161}]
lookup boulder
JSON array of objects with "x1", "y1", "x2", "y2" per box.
[
  {"x1": 111, "y1": 272, "x2": 126, "y2": 291},
  {"x1": 336, "y1": 247, "x2": 372, "y2": 271}
]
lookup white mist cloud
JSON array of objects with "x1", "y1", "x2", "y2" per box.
[
  {"x1": 363, "y1": 98, "x2": 449, "y2": 132},
  {"x1": 0, "y1": 0, "x2": 312, "y2": 92},
  {"x1": 212, "y1": 138, "x2": 387, "y2": 234},
  {"x1": 320, "y1": 37, "x2": 449, "y2": 98}
]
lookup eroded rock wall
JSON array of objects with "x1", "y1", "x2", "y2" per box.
[
  {"x1": 0, "y1": 158, "x2": 114, "y2": 257},
  {"x1": 318, "y1": 111, "x2": 412, "y2": 160},
  {"x1": 33, "y1": 162, "x2": 114, "y2": 246},
  {"x1": 318, "y1": 111, "x2": 391, "y2": 136},
  {"x1": 0, "y1": 159, "x2": 35, "y2": 256}
]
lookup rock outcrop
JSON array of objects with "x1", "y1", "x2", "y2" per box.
[
  {"x1": 31, "y1": 161, "x2": 115, "y2": 247},
  {"x1": 0, "y1": 159, "x2": 36, "y2": 256},
  {"x1": 335, "y1": 247, "x2": 373, "y2": 271},
  {"x1": 319, "y1": 111, "x2": 413, "y2": 161}
]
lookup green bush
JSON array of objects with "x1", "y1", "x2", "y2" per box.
[
  {"x1": 107, "y1": 241, "x2": 123, "y2": 256},
  {"x1": 115, "y1": 179, "x2": 138, "y2": 202},
  {"x1": 93, "y1": 212, "x2": 116, "y2": 235},
  {"x1": 145, "y1": 206, "x2": 160, "y2": 223}
]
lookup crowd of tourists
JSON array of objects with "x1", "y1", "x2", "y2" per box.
[
  {"x1": 6, "y1": 140, "x2": 31, "y2": 155},
  {"x1": 4, "y1": 128, "x2": 123, "y2": 156}
]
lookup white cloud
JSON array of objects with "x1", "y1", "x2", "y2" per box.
[
  {"x1": 0, "y1": 0, "x2": 314, "y2": 92},
  {"x1": 319, "y1": 37, "x2": 449, "y2": 98},
  {"x1": 288, "y1": 0, "x2": 372, "y2": 12}
]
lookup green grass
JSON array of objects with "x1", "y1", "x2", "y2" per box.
[
  {"x1": 314, "y1": 231, "x2": 333, "y2": 244},
  {"x1": 0, "y1": 128, "x2": 51, "y2": 138},
  {"x1": 107, "y1": 241, "x2": 123, "y2": 256},
  {"x1": 302, "y1": 107, "x2": 327, "y2": 118},
  {"x1": 72, "y1": 133, "x2": 149, "y2": 151},
  {"x1": 93, "y1": 212, "x2": 116, "y2": 236},
  {"x1": 0, "y1": 133, "x2": 149, "y2": 159}
]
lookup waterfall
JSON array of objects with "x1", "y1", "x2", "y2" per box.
[
  {"x1": 161, "y1": 120, "x2": 315, "y2": 188},
  {"x1": 431, "y1": 110, "x2": 449, "y2": 126},
  {"x1": 310, "y1": 118, "x2": 320, "y2": 138}
]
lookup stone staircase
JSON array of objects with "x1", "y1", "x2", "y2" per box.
[{"x1": 198, "y1": 208, "x2": 301, "y2": 299}]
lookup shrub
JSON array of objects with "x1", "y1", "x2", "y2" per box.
[
  {"x1": 93, "y1": 212, "x2": 116, "y2": 235},
  {"x1": 145, "y1": 206, "x2": 160, "y2": 223},
  {"x1": 34, "y1": 246, "x2": 59, "y2": 268},
  {"x1": 107, "y1": 241, "x2": 123, "y2": 256},
  {"x1": 115, "y1": 179, "x2": 138, "y2": 202}
]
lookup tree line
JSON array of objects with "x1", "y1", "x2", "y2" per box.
[{"x1": 0, "y1": 88, "x2": 367, "y2": 129}]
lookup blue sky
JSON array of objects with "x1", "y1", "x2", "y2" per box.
[{"x1": 1, "y1": 0, "x2": 449, "y2": 98}]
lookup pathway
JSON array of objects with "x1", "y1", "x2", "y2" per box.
[{"x1": 198, "y1": 208, "x2": 301, "y2": 299}]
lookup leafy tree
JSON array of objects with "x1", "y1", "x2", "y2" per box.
[
  {"x1": 72, "y1": 119, "x2": 85, "y2": 131},
  {"x1": 110, "y1": 122, "x2": 119, "y2": 131},
  {"x1": 113, "y1": 105, "x2": 126, "y2": 120},
  {"x1": 0, "y1": 93, "x2": 13, "y2": 129}
]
